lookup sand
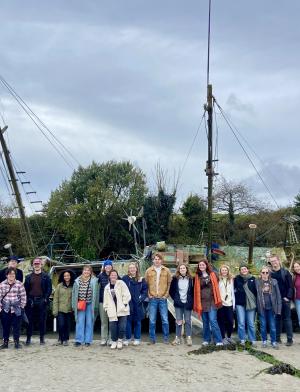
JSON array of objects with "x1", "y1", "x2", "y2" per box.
[{"x1": 1, "y1": 334, "x2": 300, "y2": 392}]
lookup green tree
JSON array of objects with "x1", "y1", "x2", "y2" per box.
[
  {"x1": 181, "y1": 194, "x2": 207, "y2": 243},
  {"x1": 46, "y1": 161, "x2": 147, "y2": 259}
]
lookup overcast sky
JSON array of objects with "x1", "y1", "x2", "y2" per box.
[{"x1": 0, "y1": 0, "x2": 300, "y2": 214}]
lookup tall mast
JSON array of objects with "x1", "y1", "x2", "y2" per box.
[
  {"x1": 206, "y1": 85, "x2": 213, "y2": 262},
  {"x1": 0, "y1": 125, "x2": 36, "y2": 256},
  {"x1": 205, "y1": 0, "x2": 214, "y2": 262}
]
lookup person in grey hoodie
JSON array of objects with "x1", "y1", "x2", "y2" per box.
[{"x1": 256, "y1": 266, "x2": 282, "y2": 349}]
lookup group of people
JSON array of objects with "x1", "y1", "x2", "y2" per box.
[{"x1": 0, "y1": 252, "x2": 300, "y2": 350}]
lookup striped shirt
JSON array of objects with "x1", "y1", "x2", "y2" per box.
[
  {"x1": 78, "y1": 278, "x2": 92, "y2": 303},
  {"x1": 0, "y1": 280, "x2": 27, "y2": 313}
]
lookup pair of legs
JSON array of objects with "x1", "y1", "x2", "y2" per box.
[
  {"x1": 110, "y1": 316, "x2": 127, "y2": 342},
  {"x1": 235, "y1": 305, "x2": 256, "y2": 343},
  {"x1": 75, "y1": 303, "x2": 93, "y2": 344},
  {"x1": 148, "y1": 298, "x2": 169, "y2": 343},
  {"x1": 174, "y1": 305, "x2": 192, "y2": 337},
  {"x1": 1, "y1": 311, "x2": 22, "y2": 343},
  {"x1": 259, "y1": 309, "x2": 276, "y2": 344},
  {"x1": 57, "y1": 312, "x2": 72, "y2": 343},
  {"x1": 275, "y1": 300, "x2": 293, "y2": 343},
  {"x1": 217, "y1": 306, "x2": 234, "y2": 339},
  {"x1": 26, "y1": 298, "x2": 47, "y2": 342},
  {"x1": 126, "y1": 315, "x2": 141, "y2": 341},
  {"x1": 202, "y1": 307, "x2": 223, "y2": 344},
  {"x1": 99, "y1": 302, "x2": 110, "y2": 342}
]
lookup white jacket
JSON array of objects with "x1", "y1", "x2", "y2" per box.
[{"x1": 103, "y1": 280, "x2": 131, "y2": 321}]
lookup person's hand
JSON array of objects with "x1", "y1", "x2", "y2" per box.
[{"x1": 283, "y1": 297, "x2": 289, "y2": 302}]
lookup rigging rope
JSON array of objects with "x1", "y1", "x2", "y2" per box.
[
  {"x1": 214, "y1": 99, "x2": 280, "y2": 209},
  {"x1": 0, "y1": 75, "x2": 79, "y2": 169}
]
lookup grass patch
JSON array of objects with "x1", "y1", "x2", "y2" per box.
[{"x1": 188, "y1": 342, "x2": 300, "y2": 378}]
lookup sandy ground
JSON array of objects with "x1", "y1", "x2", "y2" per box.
[{"x1": 1, "y1": 334, "x2": 300, "y2": 392}]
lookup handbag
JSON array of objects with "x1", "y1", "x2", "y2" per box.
[{"x1": 77, "y1": 278, "x2": 91, "y2": 311}]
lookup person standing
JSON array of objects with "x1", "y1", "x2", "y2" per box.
[
  {"x1": 293, "y1": 261, "x2": 300, "y2": 328},
  {"x1": 169, "y1": 263, "x2": 193, "y2": 346},
  {"x1": 256, "y1": 266, "x2": 281, "y2": 349},
  {"x1": 234, "y1": 263, "x2": 257, "y2": 346},
  {"x1": 104, "y1": 270, "x2": 131, "y2": 349},
  {"x1": 24, "y1": 258, "x2": 52, "y2": 345},
  {"x1": 269, "y1": 255, "x2": 294, "y2": 346},
  {"x1": 144, "y1": 253, "x2": 172, "y2": 344},
  {"x1": 0, "y1": 256, "x2": 23, "y2": 283},
  {"x1": 72, "y1": 265, "x2": 98, "y2": 346},
  {"x1": 0, "y1": 268, "x2": 26, "y2": 349},
  {"x1": 122, "y1": 262, "x2": 148, "y2": 346},
  {"x1": 52, "y1": 270, "x2": 75, "y2": 346},
  {"x1": 217, "y1": 264, "x2": 235, "y2": 344},
  {"x1": 194, "y1": 259, "x2": 223, "y2": 346},
  {"x1": 98, "y1": 260, "x2": 113, "y2": 346}
]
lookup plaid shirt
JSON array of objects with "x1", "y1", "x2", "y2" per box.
[{"x1": 0, "y1": 280, "x2": 27, "y2": 314}]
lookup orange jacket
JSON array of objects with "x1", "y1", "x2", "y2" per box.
[{"x1": 193, "y1": 272, "x2": 222, "y2": 317}]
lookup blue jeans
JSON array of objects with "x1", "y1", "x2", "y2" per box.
[
  {"x1": 236, "y1": 305, "x2": 256, "y2": 342},
  {"x1": 295, "y1": 299, "x2": 300, "y2": 327},
  {"x1": 75, "y1": 303, "x2": 93, "y2": 344},
  {"x1": 201, "y1": 308, "x2": 223, "y2": 344},
  {"x1": 175, "y1": 306, "x2": 192, "y2": 337},
  {"x1": 149, "y1": 298, "x2": 169, "y2": 342},
  {"x1": 110, "y1": 316, "x2": 127, "y2": 342},
  {"x1": 126, "y1": 315, "x2": 141, "y2": 340},
  {"x1": 259, "y1": 309, "x2": 276, "y2": 343}
]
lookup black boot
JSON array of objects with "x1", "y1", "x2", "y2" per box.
[
  {"x1": 14, "y1": 340, "x2": 21, "y2": 349},
  {"x1": 25, "y1": 337, "x2": 31, "y2": 346},
  {"x1": 0, "y1": 340, "x2": 8, "y2": 349},
  {"x1": 40, "y1": 336, "x2": 45, "y2": 345}
]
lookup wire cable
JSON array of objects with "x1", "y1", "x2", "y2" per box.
[{"x1": 214, "y1": 99, "x2": 280, "y2": 209}]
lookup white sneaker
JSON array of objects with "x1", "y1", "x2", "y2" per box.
[
  {"x1": 111, "y1": 341, "x2": 117, "y2": 349},
  {"x1": 107, "y1": 339, "x2": 112, "y2": 346},
  {"x1": 123, "y1": 340, "x2": 129, "y2": 346},
  {"x1": 100, "y1": 339, "x2": 107, "y2": 346},
  {"x1": 117, "y1": 340, "x2": 123, "y2": 349},
  {"x1": 202, "y1": 341, "x2": 209, "y2": 346},
  {"x1": 133, "y1": 339, "x2": 140, "y2": 346},
  {"x1": 216, "y1": 342, "x2": 223, "y2": 346},
  {"x1": 172, "y1": 337, "x2": 181, "y2": 346},
  {"x1": 186, "y1": 336, "x2": 192, "y2": 346}
]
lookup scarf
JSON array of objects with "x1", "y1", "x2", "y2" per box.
[
  {"x1": 193, "y1": 271, "x2": 222, "y2": 317},
  {"x1": 241, "y1": 274, "x2": 256, "y2": 310}
]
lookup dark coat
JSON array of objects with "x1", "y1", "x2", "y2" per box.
[
  {"x1": 122, "y1": 276, "x2": 148, "y2": 320},
  {"x1": 234, "y1": 275, "x2": 257, "y2": 307},
  {"x1": 24, "y1": 272, "x2": 52, "y2": 301},
  {"x1": 270, "y1": 268, "x2": 294, "y2": 300},
  {"x1": 98, "y1": 272, "x2": 110, "y2": 303},
  {"x1": 169, "y1": 276, "x2": 194, "y2": 310},
  {"x1": 0, "y1": 268, "x2": 23, "y2": 284}
]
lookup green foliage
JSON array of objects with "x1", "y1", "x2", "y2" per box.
[
  {"x1": 46, "y1": 161, "x2": 147, "y2": 259},
  {"x1": 144, "y1": 189, "x2": 176, "y2": 244},
  {"x1": 181, "y1": 194, "x2": 207, "y2": 242}
]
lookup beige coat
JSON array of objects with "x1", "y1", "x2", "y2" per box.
[
  {"x1": 145, "y1": 265, "x2": 172, "y2": 299},
  {"x1": 103, "y1": 280, "x2": 131, "y2": 321}
]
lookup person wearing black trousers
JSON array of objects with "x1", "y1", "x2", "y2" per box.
[
  {"x1": 269, "y1": 255, "x2": 294, "y2": 346},
  {"x1": 217, "y1": 265, "x2": 235, "y2": 344},
  {"x1": 24, "y1": 258, "x2": 52, "y2": 345}
]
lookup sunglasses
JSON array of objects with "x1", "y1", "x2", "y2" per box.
[{"x1": 261, "y1": 272, "x2": 269, "y2": 274}]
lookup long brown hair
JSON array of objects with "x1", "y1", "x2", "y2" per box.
[
  {"x1": 196, "y1": 258, "x2": 213, "y2": 275},
  {"x1": 292, "y1": 260, "x2": 300, "y2": 276},
  {"x1": 175, "y1": 263, "x2": 192, "y2": 279}
]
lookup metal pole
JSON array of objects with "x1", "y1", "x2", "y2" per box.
[
  {"x1": 206, "y1": 84, "x2": 213, "y2": 263},
  {"x1": 248, "y1": 224, "x2": 257, "y2": 265},
  {"x1": 0, "y1": 126, "x2": 35, "y2": 256}
]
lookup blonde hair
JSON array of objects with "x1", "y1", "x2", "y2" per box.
[
  {"x1": 127, "y1": 262, "x2": 141, "y2": 280},
  {"x1": 219, "y1": 264, "x2": 232, "y2": 280}
]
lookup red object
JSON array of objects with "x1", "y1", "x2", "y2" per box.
[{"x1": 212, "y1": 248, "x2": 226, "y2": 256}]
